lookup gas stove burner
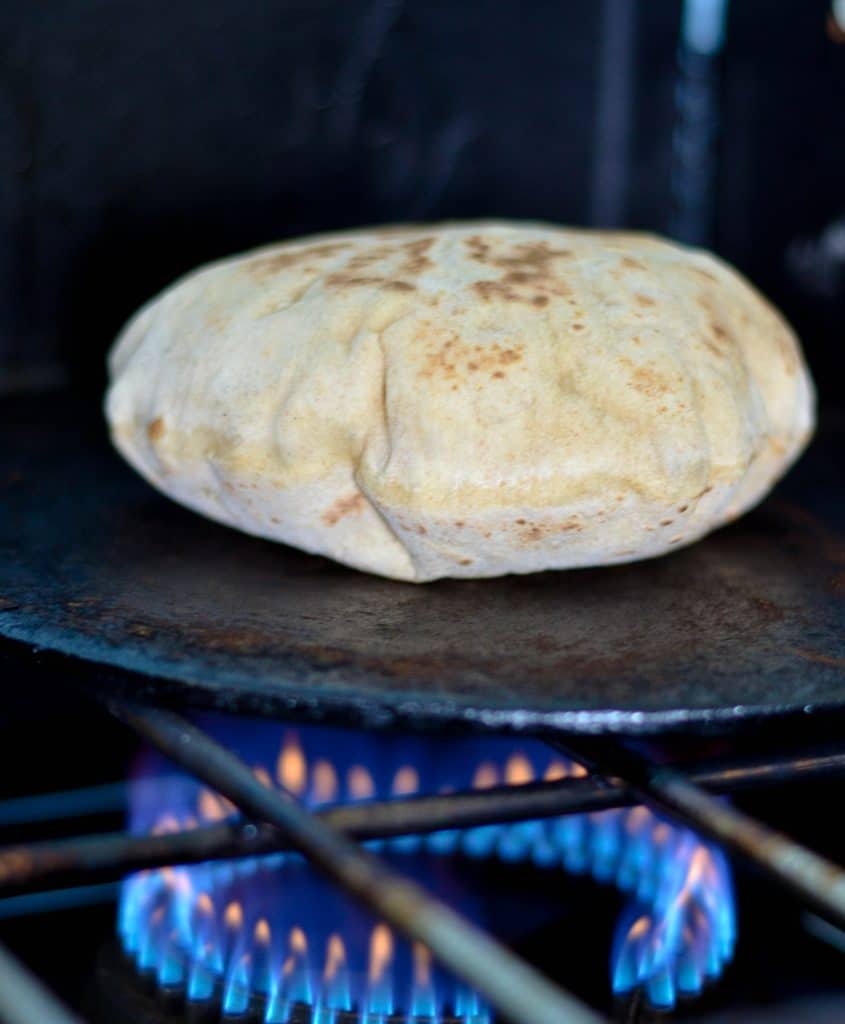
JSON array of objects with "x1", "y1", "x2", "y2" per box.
[
  {"x1": 116, "y1": 715, "x2": 736, "y2": 1019},
  {"x1": 97, "y1": 940, "x2": 471, "y2": 1024}
]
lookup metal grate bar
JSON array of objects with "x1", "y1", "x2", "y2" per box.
[
  {"x1": 0, "y1": 942, "x2": 82, "y2": 1024},
  {"x1": 555, "y1": 736, "x2": 845, "y2": 932},
  {"x1": 1, "y1": 745, "x2": 843, "y2": 897},
  {"x1": 0, "y1": 782, "x2": 126, "y2": 829},
  {"x1": 110, "y1": 702, "x2": 607, "y2": 1024}
]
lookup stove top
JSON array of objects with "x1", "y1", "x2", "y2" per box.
[{"x1": 1, "y1": 685, "x2": 845, "y2": 1023}]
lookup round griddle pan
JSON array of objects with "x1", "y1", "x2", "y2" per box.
[{"x1": 1, "y1": 394, "x2": 844, "y2": 737}]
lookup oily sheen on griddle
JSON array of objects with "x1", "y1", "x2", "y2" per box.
[{"x1": 105, "y1": 221, "x2": 815, "y2": 582}]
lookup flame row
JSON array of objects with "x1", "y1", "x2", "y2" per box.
[
  {"x1": 120, "y1": 866, "x2": 488, "y2": 1022},
  {"x1": 190, "y1": 736, "x2": 580, "y2": 826},
  {"x1": 125, "y1": 727, "x2": 736, "y2": 1015}
]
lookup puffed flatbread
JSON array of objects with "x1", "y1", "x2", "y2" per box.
[{"x1": 105, "y1": 221, "x2": 815, "y2": 581}]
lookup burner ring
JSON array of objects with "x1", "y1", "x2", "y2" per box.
[{"x1": 96, "y1": 940, "x2": 468, "y2": 1024}]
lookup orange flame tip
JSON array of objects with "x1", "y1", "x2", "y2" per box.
[
  {"x1": 505, "y1": 753, "x2": 534, "y2": 786},
  {"x1": 368, "y1": 924, "x2": 394, "y2": 983},
  {"x1": 276, "y1": 733, "x2": 307, "y2": 795},
  {"x1": 472, "y1": 762, "x2": 498, "y2": 789},
  {"x1": 324, "y1": 934, "x2": 346, "y2": 980},
  {"x1": 392, "y1": 765, "x2": 419, "y2": 796},
  {"x1": 196, "y1": 892, "x2": 214, "y2": 917},
  {"x1": 312, "y1": 760, "x2": 339, "y2": 804},
  {"x1": 413, "y1": 942, "x2": 433, "y2": 986},
  {"x1": 348, "y1": 765, "x2": 376, "y2": 800},
  {"x1": 543, "y1": 760, "x2": 568, "y2": 782},
  {"x1": 289, "y1": 926, "x2": 308, "y2": 955},
  {"x1": 223, "y1": 901, "x2": 244, "y2": 931},
  {"x1": 151, "y1": 813, "x2": 181, "y2": 835}
]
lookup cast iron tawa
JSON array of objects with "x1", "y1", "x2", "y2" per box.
[{"x1": 1, "y1": 394, "x2": 843, "y2": 736}]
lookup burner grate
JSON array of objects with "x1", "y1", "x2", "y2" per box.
[
  {"x1": 1, "y1": 707, "x2": 845, "y2": 1023},
  {"x1": 115, "y1": 721, "x2": 736, "y2": 1017}
]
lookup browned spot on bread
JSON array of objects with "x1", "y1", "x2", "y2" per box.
[
  {"x1": 515, "y1": 518, "x2": 527, "y2": 525},
  {"x1": 309, "y1": 243, "x2": 354, "y2": 258},
  {"x1": 455, "y1": 521, "x2": 465, "y2": 528},
  {"x1": 464, "y1": 235, "x2": 491, "y2": 261},
  {"x1": 629, "y1": 367, "x2": 669, "y2": 398},
  {"x1": 417, "y1": 524, "x2": 427, "y2": 535},
  {"x1": 492, "y1": 371, "x2": 505, "y2": 379},
  {"x1": 571, "y1": 322, "x2": 585, "y2": 331},
  {"x1": 472, "y1": 280, "x2": 521, "y2": 303},
  {"x1": 532, "y1": 294, "x2": 549, "y2": 307},
  {"x1": 459, "y1": 558, "x2": 473, "y2": 566},
  {"x1": 147, "y1": 417, "x2": 165, "y2": 442},
  {"x1": 399, "y1": 237, "x2": 435, "y2": 274},
  {"x1": 498, "y1": 241, "x2": 574, "y2": 267},
  {"x1": 692, "y1": 267, "x2": 718, "y2": 282},
  {"x1": 635, "y1": 293, "x2": 656, "y2": 307},
  {"x1": 696, "y1": 294, "x2": 734, "y2": 353},
  {"x1": 248, "y1": 243, "x2": 351, "y2": 280},
  {"x1": 418, "y1": 336, "x2": 524, "y2": 383},
  {"x1": 621, "y1": 256, "x2": 646, "y2": 270},
  {"x1": 247, "y1": 252, "x2": 304, "y2": 279},
  {"x1": 305, "y1": 238, "x2": 434, "y2": 291},
  {"x1": 678, "y1": 504, "x2": 689, "y2": 513},
  {"x1": 660, "y1": 519, "x2": 674, "y2": 527},
  {"x1": 326, "y1": 274, "x2": 384, "y2": 288},
  {"x1": 271, "y1": 517, "x2": 281, "y2": 524},
  {"x1": 470, "y1": 240, "x2": 573, "y2": 304},
  {"x1": 345, "y1": 247, "x2": 392, "y2": 269},
  {"x1": 326, "y1": 273, "x2": 413, "y2": 292},
  {"x1": 520, "y1": 518, "x2": 582, "y2": 543},
  {"x1": 322, "y1": 493, "x2": 365, "y2": 526}
]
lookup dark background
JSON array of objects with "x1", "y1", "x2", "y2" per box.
[{"x1": 0, "y1": 0, "x2": 843, "y2": 400}]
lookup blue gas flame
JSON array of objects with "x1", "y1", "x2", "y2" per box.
[{"x1": 120, "y1": 716, "x2": 736, "y2": 1017}]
